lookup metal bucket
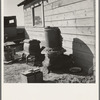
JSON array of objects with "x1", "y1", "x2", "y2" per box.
[{"x1": 45, "y1": 26, "x2": 62, "y2": 49}]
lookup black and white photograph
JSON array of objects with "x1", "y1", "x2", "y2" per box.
[
  {"x1": 2, "y1": 0, "x2": 99, "y2": 100},
  {"x1": 3, "y1": 0, "x2": 97, "y2": 83}
]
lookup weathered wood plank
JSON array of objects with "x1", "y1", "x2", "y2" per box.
[
  {"x1": 45, "y1": 16, "x2": 52, "y2": 21},
  {"x1": 62, "y1": 34, "x2": 95, "y2": 45},
  {"x1": 44, "y1": 0, "x2": 93, "y2": 10},
  {"x1": 64, "y1": 8, "x2": 94, "y2": 19},
  {"x1": 62, "y1": 34, "x2": 77, "y2": 42},
  {"x1": 27, "y1": 31, "x2": 45, "y2": 41},
  {"x1": 44, "y1": 0, "x2": 94, "y2": 16},
  {"x1": 45, "y1": 17, "x2": 94, "y2": 27},
  {"x1": 60, "y1": 27, "x2": 77, "y2": 34},
  {"x1": 26, "y1": 27, "x2": 44, "y2": 32},
  {"x1": 75, "y1": 8, "x2": 94, "y2": 18},
  {"x1": 52, "y1": 0, "x2": 86, "y2": 9},
  {"x1": 51, "y1": 13, "x2": 65, "y2": 20},
  {"x1": 63, "y1": 40, "x2": 72, "y2": 48},
  {"x1": 76, "y1": 35, "x2": 95, "y2": 45},
  {"x1": 45, "y1": 22, "x2": 53, "y2": 26},
  {"x1": 76, "y1": 18, "x2": 94, "y2": 26},
  {"x1": 44, "y1": 0, "x2": 58, "y2": 5},
  {"x1": 44, "y1": 3, "x2": 53, "y2": 11},
  {"x1": 27, "y1": 31, "x2": 45, "y2": 37},
  {"x1": 76, "y1": 27, "x2": 95, "y2": 35},
  {"x1": 59, "y1": 27, "x2": 95, "y2": 36},
  {"x1": 43, "y1": 26, "x2": 94, "y2": 37}
]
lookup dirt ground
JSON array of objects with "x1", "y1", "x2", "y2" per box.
[
  {"x1": 4, "y1": 61, "x2": 95, "y2": 83},
  {"x1": 4, "y1": 42, "x2": 95, "y2": 83}
]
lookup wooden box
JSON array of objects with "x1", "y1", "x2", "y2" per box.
[{"x1": 21, "y1": 69, "x2": 43, "y2": 83}]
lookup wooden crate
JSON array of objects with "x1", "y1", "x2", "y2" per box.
[{"x1": 21, "y1": 69, "x2": 43, "y2": 83}]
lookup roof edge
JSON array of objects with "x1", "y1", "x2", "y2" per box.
[{"x1": 17, "y1": 0, "x2": 25, "y2": 6}]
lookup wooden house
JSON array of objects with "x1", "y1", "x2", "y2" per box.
[{"x1": 18, "y1": 0, "x2": 95, "y2": 74}]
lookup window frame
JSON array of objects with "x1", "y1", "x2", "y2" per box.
[{"x1": 32, "y1": 2, "x2": 45, "y2": 27}]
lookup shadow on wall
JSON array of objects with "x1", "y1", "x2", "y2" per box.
[{"x1": 72, "y1": 38, "x2": 93, "y2": 75}]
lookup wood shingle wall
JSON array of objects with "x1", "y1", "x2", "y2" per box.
[{"x1": 24, "y1": 0, "x2": 95, "y2": 74}]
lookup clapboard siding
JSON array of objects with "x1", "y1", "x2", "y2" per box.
[
  {"x1": 44, "y1": 0, "x2": 90, "y2": 9},
  {"x1": 25, "y1": 27, "x2": 44, "y2": 32},
  {"x1": 52, "y1": 0, "x2": 84, "y2": 9},
  {"x1": 23, "y1": 0, "x2": 95, "y2": 74},
  {"x1": 45, "y1": 18, "x2": 94, "y2": 27},
  {"x1": 26, "y1": 31, "x2": 45, "y2": 41},
  {"x1": 62, "y1": 34, "x2": 95, "y2": 45},
  {"x1": 45, "y1": 8, "x2": 94, "y2": 21},
  {"x1": 59, "y1": 27, "x2": 95, "y2": 36},
  {"x1": 44, "y1": 0, "x2": 94, "y2": 16},
  {"x1": 23, "y1": 0, "x2": 95, "y2": 53},
  {"x1": 44, "y1": 0, "x2": 58, "y2": 5}
]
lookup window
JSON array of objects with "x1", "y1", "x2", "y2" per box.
[
  {"x1": 32, "y1": 5, "x2": 42, "y2": 26},
  {"x1": 9, "y1": 19, "x2": 14, "y2": 24}
]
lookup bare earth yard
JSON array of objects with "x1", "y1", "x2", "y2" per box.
[{"x1": 4, "y1": 62, "x2": 95, "y2": 83}]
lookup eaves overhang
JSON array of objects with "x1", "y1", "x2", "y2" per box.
[{"x1": 17, "y1": 0, "x2": 41, "y2": 7}]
